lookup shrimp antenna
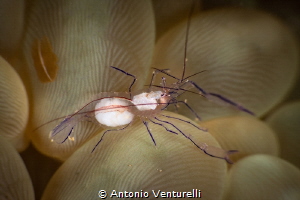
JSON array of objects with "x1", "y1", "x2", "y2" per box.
[
  {"x1": 181, "y1": 0, "x2": 196, "y2": 82},
  {"x1": 183, "y1": 70, "x2": 207, "y2": 81}
]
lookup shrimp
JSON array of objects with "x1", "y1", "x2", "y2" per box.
[
  {"x1": 49, "y1": 64, "x2": 251, "y2": 164},
  {"x1": 47, "y1": 2, "x2": 254, "y2": 164}
]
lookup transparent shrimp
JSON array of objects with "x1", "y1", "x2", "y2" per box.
[
  {"x1": 46, "y1": 64, "x2": 250, "y2": 164},
  {"x1": 44, "y1": 1, "x2": 254, "y2": 164}
]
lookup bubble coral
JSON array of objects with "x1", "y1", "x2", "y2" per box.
[
  {"x1": 0, "y1": 135, "x2": 34, "y2": 199},
  {"x1": 266, "y1": 101, "x2": 300, "y2": 169},
  {"x1": 0, "y1": 57, "x2": 29, "y2": 151},
  {"x1": 224, "y1": 154, "x2": 300, "y2": 200},
  {"x1": 0, "y1": 0, "x2": 299, "y2": 199}
]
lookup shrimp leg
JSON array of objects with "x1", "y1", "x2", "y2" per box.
[
  {"x1": 91, "y1": 123, "x2": 131, "y2": 153},
  {"x1": 160, "y1": 114, "x2": 207, "y2": 132},
  {"x1": 110, "y1": 66, "x2": 136, "y2": 98},
  {"x1": 154, "y1": 116, "x2": 237, "y2": 164},
  {"x1": 143, "y1": 121, "x2": 157, "y2": 146},
  {"x1": 198, "y1": 143, "x2": 238, "y2": 164}
]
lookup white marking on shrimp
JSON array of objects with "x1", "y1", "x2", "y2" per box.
[
  {"x1": 132, "y1": 91, "x2": 163, "y2": 111},
  {"x1": 95, "y1": 98, "x2": 134, "y2": 127}
]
